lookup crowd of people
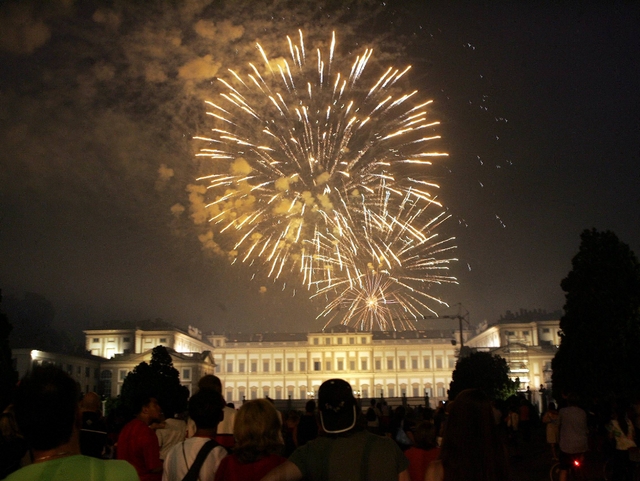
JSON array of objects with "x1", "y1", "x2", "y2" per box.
[{"x1": 2, "y1": 364, "x2": 639, "y2": 481}]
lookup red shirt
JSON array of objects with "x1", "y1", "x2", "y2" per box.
[
  {"x1": 404, "y1": 446, "x2": 440, "y2": 481},
  {"x1": 117, "y1": 419, "x2": 163, "y2": 481},
  {"x1": 214, "y1": 453, "x2": 287, "y2": 481}
]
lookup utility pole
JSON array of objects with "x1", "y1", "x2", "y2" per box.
[{"x1": 421, "y1": 303, "x2": 470, "y2": 349}]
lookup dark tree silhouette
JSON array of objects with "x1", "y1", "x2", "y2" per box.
[
  {"x1": 0, "y1": 290, "x2": 18, "y2": 410},
  {"x1": 552, "y1": 229, "x2": 640, "y2": 401},
  {"x1": 448, "y1": 351, "x2": 516, "y2": 401},
  {"x1": 5, "y1": 292, "x2": 85, "y2": 355},
  {"x1": 119, "y1": 345, "x2": 189, "y2": 419}
]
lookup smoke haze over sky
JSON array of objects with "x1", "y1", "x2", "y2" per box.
[{"x1": 1, "y1": 0, "x2": 638, "y2": 335}]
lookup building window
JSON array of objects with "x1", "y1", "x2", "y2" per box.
[
  {"x1": 438, "y1": 386, "x2": 445, "y2": 397},
  {"x1": 375, "y1": 359, "x2": 381, "y2": 370},
  {"x1": 287, "y1": 360, "x2": 294, "y2": 372},
  {"x1": 424, "y1": 358, "x2": 431, "y2": 369},
  {"x1": 262, "y1": 387, "x2": 270, "y2": 398},
  {"x1": 159, "y1": 338, "x2": 167, "y2": 343},
  {"x1": 275, "y1": 361, "x2": 282, "y2": 372},
  {"x1": 287, "y1": 387, "x2": 294, "y2": 399},
  {"x1": 215, "y1": 364, "x2": 220, "y2": 373},
  {"x1": 361, "y1": 359, "x2": 368, "y2": 370},
  {"x1": 313, "y1": 361, "x2": 321, "y2": 371},
  {"x1": 362, "y1": 388, "x2": 369, "y2": 398},
  {"x1": 300, "y1": 361, "x2": 306, "y2": 372},
  {"x1": 226, "y1": 361, "x2": 233, "y2": 373},
  {"x1": 361, "y1": 337, "x2": 367, "y2": 344},
  {"x1": 387, "y1": 358, "x2": 394, "y2": 370},
  {"x1": 542, "y1": 328, "x2": 550, "y2": 333},
  {"x1": 349, "y1": 360, "x2": 355, "y2": 371},
  {"x1": 66, "y1": 364, "x2": 73, "y2": 374},
  {"x1": 523, "y1": 331, "x2": 530, "y2": 336},
  {"x1": 388, "y1": 386, "x2": 395, "y2": 398},
  {"x1": 250, "y1": 388, "x2": 257, "y2": 400},
  {"x1": 251, "y1": 361, "x2": 257, "y2": 373},
  {"x1": 239, "y1": 361, "x2": 245, "y2": 373},
  {"x1": 263, "y1": 361, "x2": 269, "y2": 372},
  {"x1": 399, "y1": 358, "x2": 406, "y2": 370},
  {"x1": 349, "y1": 337, "x2": 355, "y2": 345},
  {"x1": 413, "y1": 386, "x2": 420, "y2": 397},
  {"x1": 448, "y1": 356, "x2": 456, "y2": 369},
  {"x1": 337, "y1": 338, "x2": 343, "y2": 345},
  {"x1": 238, "y1": 387, "x2": 245, "y2": 401},
  {"x1": 123, "y1": 337, "x2": 130, "y2": 343},
  {"x1": 85, "y1": 367, "x2": 90, "y2": 377},
  {"x1": 506, "y1": 331, "x2": 515, "y2": 336},
  {"x1": 411, "y1": 358, "x2": 418, "y2": 370},
  {"x1": 275, "y1": 387, "x2": 282, "y2": 400},
  {"x1": 325, "y1": 338, "x2": 331, "y2": 345},
  {"x1": 226, "y1": 389, "x2": 233, "y2": 403},
  {"x1": 182, "y1": 368, "x2": 191, "y2": 380},
  {"x1": 92, "y1": 338, "x2": 99, "y2": 343},
  {"x1": 313, "y1": 338, "x2": 319, "y2": 345},
  {"x1": 119, "y1": 369, "x2": 128, "y2": 381},
  {"x1": 300, "y1": 387, "x2": 307, "y2": 399},
  {"x1": 436, "y1": 357, "x2": 443, "y2": 369},
  {"x1": 325, "y1": 361, "x2": 331, "y2": 371},
  {"x1": 337, "y1": 360, "x2": 344, "y2": 370}
]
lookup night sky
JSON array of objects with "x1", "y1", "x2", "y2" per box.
[{"x1": 1, "y1": 1, "x2": 638, "y2": 335}]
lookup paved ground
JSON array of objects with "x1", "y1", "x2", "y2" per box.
[{"x1": 508, "y1": 425, "x2": 606, "y2": 481}]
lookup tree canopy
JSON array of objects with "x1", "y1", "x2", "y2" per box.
[
  {"x1": 119, "y1": 345, "x2": 189, "y2": 419},
  {"x1": 0, "y1": 290, "x2": 18, "y2": 410},
  {"x1": 552, "y1": 229, "x2": 640, "y2": 401},
  {"x1": 448, "y1": 351, "x2": 517, "y2": 401}
]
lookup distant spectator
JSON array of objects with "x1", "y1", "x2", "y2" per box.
[
  {"x1": 403, "y1": 421, "x2": 439, "y2": 481},
  {"x1": 118, "y1": 394, "x2": 164, "y2": 481},
  {"x1": 542, "y1": 402, "x2": 560, "y2": 461},
  {"x1": 261, "y1": 378, "x2": 409, "y2": 481},
  {"x1": 557, "y1": 395, "x2": 589, "y2": 481},
  {"x1": 187, "y1": 375, "x2": 236, "y2": 450},
  {"x1": 79, "y1": 391, "x2": 108, "y2": 459},
  {"x1": 518, "y1": 398, "x2": 532, "y2": 442},
  {"x1": 163, "y1": 389, "x2": 227, "y2": 481},
  {"x1": 296, "y1": 400, "x2": 319, "y2": 447},
  {"x1": 282, "y1": 410, "x2": 300, "y2": 456},
  {"x1": 606, "y1": 401, "x2": 636, "y2": 481},
  {"x1": 365, "y1": 399, "x2": 380, "y2": 434},
  {"x1": 425, "y1": 389, "x2": 509, "y2": 481},
  {"x1": 0, "y1": 407, "x2": 29, "y2": 478},
  {"x1": 155, "y1": 411, "x2": 186, "y2": 461},
  {"x1": 214, "y1": 399, "x2": 286, "y2": 481},
  {"x1": 5, "y1": 365, "x2": 138, "y2": 481}
]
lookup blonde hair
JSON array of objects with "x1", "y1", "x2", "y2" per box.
[{"x1": 233, "y1": 399, "x2": 283, "y2": 463}]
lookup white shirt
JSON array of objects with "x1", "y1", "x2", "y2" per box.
[
  {"x1": 162, "y1": 437, "x2": 226, "y2": 481},
  {"x1": 157, "y1": 418, "x2": 187, "y2": 460}
]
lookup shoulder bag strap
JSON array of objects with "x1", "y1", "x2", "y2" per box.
[{"x1": 181, "y1": 439, "x2": 220, "y2": 481}]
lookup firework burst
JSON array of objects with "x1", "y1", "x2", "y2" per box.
[
  {"x1": 194, "y1": 31, "x2": 456, "y2": 329},
  {"x1": 308, "y1": 192, "x2": 458, "y2": 330}
]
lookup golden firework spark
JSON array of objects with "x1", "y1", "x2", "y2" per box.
[{"x1": 194, "y1": 31, "x2": 456, "y2": 329}]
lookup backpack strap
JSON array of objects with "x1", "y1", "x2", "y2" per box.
[{"x1": 181, "y1": 439, "x2": 221, "y2": 481}]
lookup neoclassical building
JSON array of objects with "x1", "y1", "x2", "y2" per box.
[
  {"x1": 466, "y1": 318, "x2": 560, "y2": 405},
  {"x1": 12, "y1": 318, "x2": 560, "y2": 408},
  {"x1": 207, "y1": 327, "x2": 460, "y2": 406}
]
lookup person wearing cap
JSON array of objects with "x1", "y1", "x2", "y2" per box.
[{"x1": 260, "y1": 379, "x2": 410, "y2": 481}]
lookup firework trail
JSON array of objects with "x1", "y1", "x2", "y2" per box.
[
  {"x1": 308, "y1": 191, "x2": 458, "y2": 330},
  {"x1": 195, "y1": 31, "x2": 456, "y2": 328}
]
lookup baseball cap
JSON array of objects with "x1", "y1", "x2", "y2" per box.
[{"x1": 318, "y1": 379, "x2": 357, "y2": 434}]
